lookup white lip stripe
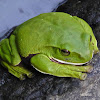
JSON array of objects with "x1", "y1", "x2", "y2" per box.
[
  {"x1": 52, "y1": 51, "x2": 94, "y2": 66},
  {"x1": 52, "y1": 58, "x2": 88, "y2": 65}
]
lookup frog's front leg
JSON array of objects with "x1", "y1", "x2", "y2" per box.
[
  {"x1": 31, "y1": 54, "x2": 93, "y2": 80},
  {"x1": 0, "y1": 35, "x2": 32, "y2": 80}
]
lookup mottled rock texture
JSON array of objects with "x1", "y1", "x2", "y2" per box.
[{"x1": 0, "y1": 0, "x2": 100, "y2": 100}]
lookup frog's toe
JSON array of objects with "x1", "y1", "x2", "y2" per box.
[
  {"x1": 55, "y1": 67, "x2": 88, "y2": 80},
  {"x1": 9, "y1": 65, "x2": 33, "y2": 80},
  {"x1": 8, "y1": 67, "x2": 26, "y2": 80},
  {"x1": 80, "y1": 73, "x2": 87, "y2": 80},
  {"x1": 79, "y1": 65, "x2": 93, "y2": 73},
  {"x1": 27, "y1": 72, "x2": 34, "y2": 78},
  {"x1": 1, "y1": 60, "x2": 33, "y2": 80},
  {"x1": 85, "y1": 65, "x2": 93, "y2": 73},
  {"x1": 12, "y1": 66, "x2": 33, "y2": 79},
  {"x1": 18, "y1": 74, "x2": 26, "y2": 80},
  {"x1": 66, "y1": 65, "x2": 93, "y2": 73}
]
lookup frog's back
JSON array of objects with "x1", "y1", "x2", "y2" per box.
[{"x1": 13, "y1": 12, "x2": 92, "y2": 57}]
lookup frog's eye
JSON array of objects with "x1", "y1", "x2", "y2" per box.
[
  {"x1": 61, "y1": 49, "x2": 70, "y2": 56},
  {"x1": 90, "y1": 35, "x2": 92, "y2": 42}
]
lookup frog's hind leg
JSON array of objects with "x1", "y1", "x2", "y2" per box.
[
  {"x1": 30, "y1": 54, "x2": 93, "y2": 80},
  {"x1": 0, "y1": 35, "x2": 32, "y2": 80}
]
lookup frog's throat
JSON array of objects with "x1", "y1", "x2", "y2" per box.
[{"x1": 51, "y1": 57, "x2": 88, "y2": 65}]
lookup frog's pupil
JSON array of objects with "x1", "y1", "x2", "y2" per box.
[{"x1": 61, "y1": 49, "x2": 70, "y2": 55}]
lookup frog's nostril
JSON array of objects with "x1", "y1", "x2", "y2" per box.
[
  {"x1": 65, "y1": 58, "x2": 71, "y2": 61},
  {"x1": 90, "y1": 35, "x2": 92, "y2": 42},
  {"x1": 65, "y1": 58, "x2": 68, "y2": 60}
]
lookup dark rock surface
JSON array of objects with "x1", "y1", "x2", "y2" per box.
[{"x1": 0, "y1": 0, "x2": 100, "y2": 100}]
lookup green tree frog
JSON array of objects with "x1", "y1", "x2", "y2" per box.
[{"x1": 0, "y1": 12, "x2": 99, "y2": 80}]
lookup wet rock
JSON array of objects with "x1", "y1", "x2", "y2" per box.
[{"x1": 0, "y1": 0, "x2": 100, "y2": 100}]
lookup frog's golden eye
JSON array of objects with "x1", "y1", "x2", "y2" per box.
[
  {"x1": 90, "y1": 35, "x2": 92, "y2": 42},
  {"x1": 61, "y1": 49, "x2": 70, "y2": 56}
]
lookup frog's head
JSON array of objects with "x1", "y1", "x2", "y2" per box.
[
  {"x1": 50, "y1": 32, "x2": 97, "y2": 65},
  {"x1": 47, "y1": 24, "x2": 99, "y2": 65},
  {"x1": 40, "y1": 13, "x2": 99, "y2": 65}
]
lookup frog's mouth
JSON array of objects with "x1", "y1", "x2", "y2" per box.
[{"x1": 50, "y1": 57, "x2": 88, "y2": 66}]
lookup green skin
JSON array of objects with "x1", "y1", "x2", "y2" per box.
[{"x1": 0, "y1": 12, "x2": 99, "y2": 80}]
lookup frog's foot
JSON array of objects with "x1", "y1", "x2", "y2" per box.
[
  {"x1": 1, "y1": 60, "x2": 33, "y2": 80},
  {"x1": 50, "y1": 58, "x2": 93, "y2": 73},
  {"x1": 31, "y1": 54, "x2": 93, "y2": 80}
]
